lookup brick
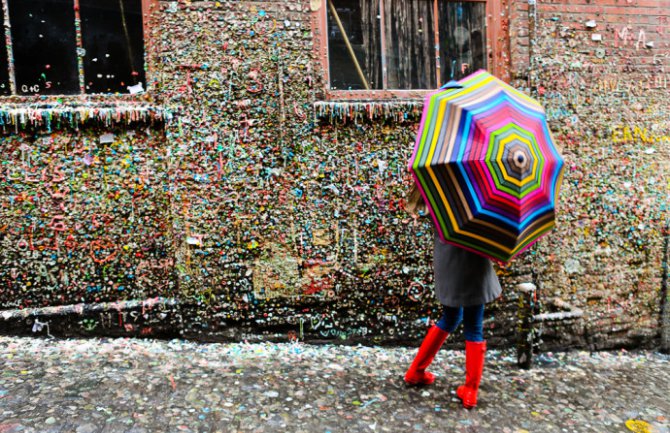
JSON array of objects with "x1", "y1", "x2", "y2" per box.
[
  {"x1": 605, "y1": 6, "x2": 670, "y2": 15},
  {"x1": 634, "y1": 0, "x2": 670, "y2": 7}
]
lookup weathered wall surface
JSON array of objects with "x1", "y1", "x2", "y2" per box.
[
  {"x1": 154, "y1": 0, "x2": 529, "y2": 345},
  {"x1": 0, "y1": 124, "x2": 175, "y2": 324},
  {"x1": 1, "y1": 0, "x2": 668, "y2": 351},
  {"x1": 509, "y1": 0, "x2": 670, "y2": 349}
]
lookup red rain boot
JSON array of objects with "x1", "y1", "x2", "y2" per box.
[
  {"x1": 456, "y1": 340, "x2": 486, "y2": 409},
  {"x1": 404, "y1": 325, "x2": 449, "y2": 386}
]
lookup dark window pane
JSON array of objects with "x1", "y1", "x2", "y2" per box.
[
  {"x1": 327, "y1": 1, "x2": 488, "y2": 90},
  {"x1": 8, "y1": 0, "x2": 79, "y2": 95},
  {"x1": 384, "y1": 0, "x2": 437, "y2": 89},
  {"x1": 439, "y1": 2, "x2": 487, "y2": 82},
  {"x1": 328, "y1": 0, "x2": 382, "y2": 90},
  {"x1": 80, "y1": 0, "x2": 145, "y2": 94}
]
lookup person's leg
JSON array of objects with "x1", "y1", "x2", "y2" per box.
[
  {"x1": 457, "y1": 304, "x2": 487, "y2": 408},
  {"x1": 436, "y1": 306, "x2": 463, "y2": 334},
  {"x1": 461, "y1": 304, "x2": 484, "y2": 342},
  {"x1": 404, "y1": 306, "x2": 461, "y2": 385}
]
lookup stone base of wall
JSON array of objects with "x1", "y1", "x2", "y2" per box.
[{"x1": 0, "y1": 289, "x2": 577, "y2": 351}]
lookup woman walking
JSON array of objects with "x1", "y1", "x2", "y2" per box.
[{"x1": 403, "y1": 184, "x2": 502, "y2": 409}]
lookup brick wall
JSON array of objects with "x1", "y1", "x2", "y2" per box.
[
  {"x1": 509, "y1": 0, "x2": 670, "y2": 350},
  {"x1": 1, "y1": 0, "x2": 668, "y2": 351}
]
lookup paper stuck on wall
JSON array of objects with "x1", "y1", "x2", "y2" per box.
[
  {"x1": 100, "y1": 133, "x2": 115, "y2": 144},
  {"x1": 128, "y1": 83, "x2": 145, "y2": 94},
  {"x1": 186, "y1": 236, "x2": 203, "y2": 246}
]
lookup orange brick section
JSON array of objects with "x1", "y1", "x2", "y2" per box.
[
  {"x1": 507, "y1": 0, "x2": 670, "y2": 351},
  {"x1": 509, "y1": 0, "x2": 670, "y2": 77}
]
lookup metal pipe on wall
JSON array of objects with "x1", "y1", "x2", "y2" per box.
[
  {"x1": 527, "y1": 0, "x2": 538, "y2": 92},
  {"x1": 661, "y1": 219, "x2": 670, "y2": 353}
]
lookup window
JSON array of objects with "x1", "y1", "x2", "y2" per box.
[
  {"x1": 326, "y1": 0, "x2": 489, "y2": 91},
  {"x1": 1, "y1": 0, "x2": 147, "y2": 96}
]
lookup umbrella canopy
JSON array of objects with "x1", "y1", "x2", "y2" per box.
[{"x1": 408, "y1": 70, "x2": 564, "y2": 263}]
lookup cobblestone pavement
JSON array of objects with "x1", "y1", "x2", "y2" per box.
[{"x1": 0, "y1": 336, "x2": 668, "y2": 433}]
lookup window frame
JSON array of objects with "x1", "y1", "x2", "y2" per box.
[
  {"x1": 0, "y1": 0, "x2": 157, "y2": 102},
  {"x1": 313, "y1": 0, "x2": 510, "y2": 101}
]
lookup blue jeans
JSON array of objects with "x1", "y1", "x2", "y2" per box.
[{"x1": 435, "y1": 304, "x2": 485, "y2": 342}]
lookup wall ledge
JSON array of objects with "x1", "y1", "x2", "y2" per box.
[
  {"x1": 313, "y1": 100, "x2": 424, "y2": 123},
  {"x1": 0, "y1": 103, "x2": 169, "y2": 130}
]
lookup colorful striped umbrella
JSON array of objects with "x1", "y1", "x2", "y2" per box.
[{"x1": 408, "y1": 70, "x2": 564, "y2": 263}]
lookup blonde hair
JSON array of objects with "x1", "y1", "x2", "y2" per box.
[{"x1": 405, "y1": 183, "x2": 427, "y2": 216}]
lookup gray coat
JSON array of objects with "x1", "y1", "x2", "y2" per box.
[{"x1": 433, "y1": 235, "x2": 502, "y2": 307}]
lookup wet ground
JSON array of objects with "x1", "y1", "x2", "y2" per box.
[{"x1": 0, "y1": 336, "x2": 668, "y2": 433}]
